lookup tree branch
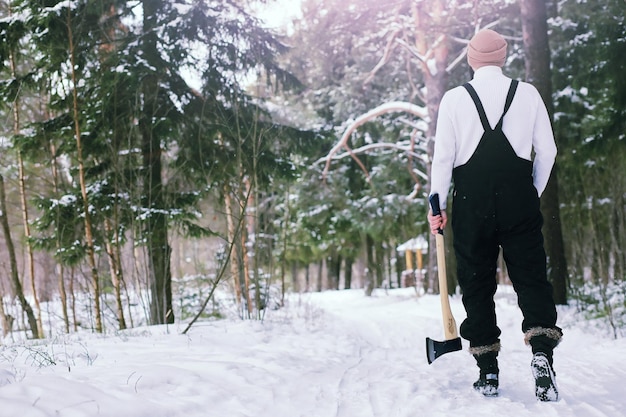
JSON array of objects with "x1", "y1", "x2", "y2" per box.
[
  {"x1": 319, "y1": 101, "x2": 428, "y2": 182},
  {"x1": 364, "y1": 29, "x2": 402, "y2": 85},
  {"x1": 394, "y1": 37, "x2": 426, "y2": 63},
  {"x1": 446, "y1": 47, "x2": 469, "y2": 73},
  {"x1": 326, "y1": 142, "x2": 427, "y2": 167},
  {"x1": 405, "y1": 54, "x2": 426, "y2": 103}
]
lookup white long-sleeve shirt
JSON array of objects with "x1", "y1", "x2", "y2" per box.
[{"x1": 430, "y1": 66, "x2": 557, "y2": 209}]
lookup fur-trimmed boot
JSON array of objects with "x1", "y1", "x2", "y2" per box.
[
  {"x1": 525, "y1": 327, "x2": 562, "y2": 401},
  {"x1": 470, "y1": 342, "x2": 501, "y2": 397}
]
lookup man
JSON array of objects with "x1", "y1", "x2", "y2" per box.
[{"x1": 427, "y1": 28, "x2": 562, "y2": 401}]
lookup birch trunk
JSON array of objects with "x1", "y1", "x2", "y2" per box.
[
  {"x1": 67, "y1": 8, "x2": 103, "y2": 332},
  {"x1": 7, "y1": 5, "x2": 44, "y2": 337},
  {"x1": 104, "y1": 217, "x2": 127, "y2": 330}
]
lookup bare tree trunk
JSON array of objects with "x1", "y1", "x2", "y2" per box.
[
  {"x1": 224, "y1": 180, "x2": 255, "y2": 318},
  {"x1": 98, "y1": 2, "x2": 128, "y2": 330},
  {"x1": 241, "y1": 223, "x2": 253, "y2": 317},
  {"x1": 141, "y1": 0, "x2": 174, "y2": 325},
  {"x1": 7, "y1": 8, "x2": 44, "y2": 337},
  {"x1": 344, "y1": 258, "x2": 353, "y2": 289},
  {"x1": 316, "y1": 259, "x2": 324, "y2": 293},
  {"x1": 126, "y1": 292, "x2": 135, "y2": 329},
  {"x1": 245, "y1": 178, "x2": 261, "y2": 319},
  {"x1": 16, "y1": 152, "x2": 43, "y2": 337},
  {"x1": 520, "y1": 0, "x2": 568, "y2": 305},
  {"x1": 335, "y1": 254, "x2": 342, "y2": 290},
  {"x1": 67, "y1": 9, "x2": 103, "y2": 332},
  {"x1": 50, "y1": 141, "x2": 70, "y2": 334},
  {"x1": 57, "y1": 264, "x2": 70, "y2": 333},
  {"x1": 305, "y1": 264, "x2": 310, "y2": 292},
  {"x1": 291, "y1": 262, "x2": 299, "y2": 293},
  {"x1": 412, "y1": 0, "x2": 451, "y2": 294},
  {"x1": 280, "y1": 189, "x2": 290, "y2": 303},
  {"x1": 374, "y1": 243, "x2": 384, "y2": 288},
  {"x1": 386, "y1": 243, "x2": 394, "y2": 288},
  {"x1": 69, "y1": 266, "x2": 78, "y2": 331},
  {"x1": 224, "y1": 189, "x2": 243, "y2": 312},
  {"x1": 104, "y1": 217, "x2": 127, "y2": 330},
  {"x1": 0, "y1": 297, "x2": 13, "y2": 338},
  {"x1": 0, "y1": 174, "x2": 39, "y2": 338},
  {"x1": 328, "y1": 252, "x2": 341, "y2": 290},
  {"x1": 364, "y1": 234, "x2": 375, "y2": 296},
  {"x1": 610, "y1": 161, "x2": 626, "y2": 282}
]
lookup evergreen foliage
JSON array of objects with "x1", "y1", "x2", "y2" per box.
[
  {"x1": 0, "y1": 0, "x2": 624, "y2": 335},
  {"x1": 550, "y1": 0, "x2": 625, "y2": 318}
]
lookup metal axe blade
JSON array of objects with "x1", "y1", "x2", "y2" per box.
[{"x1": 426, "y1": 336, "x2": 463, "y2": 364}]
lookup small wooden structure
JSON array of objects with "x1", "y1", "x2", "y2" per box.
[{"x1": 397, "y1": 236, "x2": 428, "y2": 291}]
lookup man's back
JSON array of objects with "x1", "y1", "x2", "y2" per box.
[{"x1": 430, "y1": 65, "x2": 556, "y2": 203}]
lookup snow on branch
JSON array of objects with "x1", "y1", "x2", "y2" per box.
[
  {"x1": 325, "y1": 142, "x2": 428, "y2": 176},
  {"x1": 318, "y1": 101, "x2": 428, "y2": 186}
]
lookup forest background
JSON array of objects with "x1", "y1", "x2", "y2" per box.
[{"x1": 0, "y1": 0, "x2": 624, "y2": 341}]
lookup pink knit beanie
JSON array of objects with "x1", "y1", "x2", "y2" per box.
[{"x1": 467, "y1": 29, "x2": 507, "y2": 70}]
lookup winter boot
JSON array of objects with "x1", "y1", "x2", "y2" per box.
[
  {"x1": 470, "y1": 342, "x2": 500, "y2": 397},
  {"x1": 473, "y1": 372, "x2": 499, "y2": 397},
  {"x1": 524, "y1": 327, "x2": 562, "y2": 401},
  {"x1": 531, "y1": 352, "x2": 559, "y2": 401}
]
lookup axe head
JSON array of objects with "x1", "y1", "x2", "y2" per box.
[{"x1": 426, "y1": 337, "x2": 462, "y2": 364}]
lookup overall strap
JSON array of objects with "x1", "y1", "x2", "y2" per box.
[
  {"x1": 463, "y1": 80, "x2": 519, "y2": 132},
  {"x1": 463, "y1": 82, "x2": 491, "y2": 132},
  {"x1": 495, "y1": 80, "x2": 519, "y2": 130}
]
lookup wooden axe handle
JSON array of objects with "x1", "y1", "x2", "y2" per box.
[
  {"x1": 435, "y1": 233, "x2": 458, "y2": 339},
  {"x1": 429, "y1": 194, "x2": 459, "y2": 340}
]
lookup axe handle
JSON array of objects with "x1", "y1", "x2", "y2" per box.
[
  {"x1": 430, "y1": 193, "x2": 458, "y2": 340},
  {"x1": 435, "y1": 233, "x2": 458, "y2": 340}
]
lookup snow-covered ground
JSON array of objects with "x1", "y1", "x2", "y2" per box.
[{"x1": 0, "y1": 287, "x2": 624, "y2": 417}]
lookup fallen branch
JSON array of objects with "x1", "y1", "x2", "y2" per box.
[{"x1": 181, "y1": 188, "x2": 249, "y2": 334}]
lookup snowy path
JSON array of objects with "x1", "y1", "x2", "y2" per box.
[{"x1": 0, "y1": 288, "x2": 624, "y2": 417}]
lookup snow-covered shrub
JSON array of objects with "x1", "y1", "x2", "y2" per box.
[{"x1": 570, "y1": 279, "x2": 626, "y2": 338}]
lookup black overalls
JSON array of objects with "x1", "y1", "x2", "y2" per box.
[{"x1": 451, "y1": 80, "x2": 558, "y2": 350}]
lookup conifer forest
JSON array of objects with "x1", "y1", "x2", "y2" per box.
[{"x1": 0, "y1": 0, "x2": 624, "y2": 340}]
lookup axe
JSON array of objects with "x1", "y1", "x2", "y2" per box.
[{"x1": 426, "y1": 193, "x2": 462, "y2": 364}]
